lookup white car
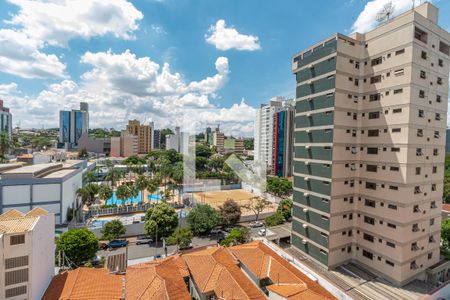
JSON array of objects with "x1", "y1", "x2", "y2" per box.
[
  {"x1": 249, "y1": 221, "x2": 264, "y2": 228},
  {"x1": 258, "y1": 228, "x2": 266, "y2": 236}
]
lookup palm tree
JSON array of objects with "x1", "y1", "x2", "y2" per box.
[
  {"x1": 135, "y1": 174, "x2": 149, "y2": 203},
  {"x1": 105, "y1": 168, "x2": 124, "y2": 188},
  {"x1": 98, "y1": 185, "x2": 113, "y2": 203},
  {"x1": 83, "y1": 171, "x2": 96, "y2": 185},
  {"x1": 77, "y1": 184, "x2": 100, "y2": 207},
  {"x1": 116, "y1": 184, "x2": 131, "y2": 206},
  {"x1": 129, "y1": 184, "x2": 139, "y2": 205}
]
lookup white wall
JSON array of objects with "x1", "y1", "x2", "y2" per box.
[
  {"x1": 32, "y1": 184, "x2": 60, "y2": 202},
  {"x1": 3, "y1": 185, "x2": 30, "y2": 205},
  {"x1": 31, "y1": 213, "x2": 55, "y2": 300},
  {"x1": 61, "y1": 172, "x2": 82, "y2": 223}
]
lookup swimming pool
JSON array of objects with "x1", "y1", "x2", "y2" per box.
[
  {"x1": 106, "y1": 191, "x2": 142, "y2": 205},
  {"x1": 148, "y1": 194, "x2": 162, "y2": 201}
]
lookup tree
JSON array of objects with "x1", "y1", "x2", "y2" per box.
[
  {"x1": 98, "y1": 185, "x2": 113, "y2": 202},
  {"x1": 187, "y1": 204, "x2": 220, "y2": 236},
  {"x1": 266, "y1": 176, "x2": 293, "y2": 197},
  {"x1": 135, "y1": 175, "x2": 149, "y2": 202},
  {"x1": 105, "y1": 168, "x2": 124, "y2": 187},
  {"x1": 56, "y1": 228, "x2": 99, "y2": 267},
  {"x1": 144, "y1": 202, "x2": 178, "y2": 240},
  {"x1": 159, "y1": 128, "x2": 174, "y2": 149},
  {"x1": 219, "y1": 199, "x2": 241, "y2": 226},
  {"x1": 265, "y1": 211, "x2": 286, "y2": 227},
  {"x1": 196, "y1": 144, "x2": 212, "y2": 158},
  {"x1": 243, "y1": 197, "x2": 272, "y2": 221},
  {"x1": 79, "y1": 148, "x2": 88, "y2": 159},
  {"x1": 101, "y1": 220, "x2": 126, "y2": 241},
  {"x1": 83, "y1": 171, "x2": 96, "y2": 184},
  {"x1": 77, "y1": 184, "x2": 99, "y2": 206},
  {"x1": 166, "y1": 227, "x2": 192, "y2": 248},
  {"x1": 277, "y1": 198, "x2": 293, "y2": 221},
  {"x1": 442, "y1": 219, "x2": 450, "y2": 250},
  {"x1": 220, "y1": 227, "x2": 250, "y2": 246},
  {"x1": 123, "y1": 155, "x2": 146, "y2": 165},
  {"x1": 116, "y1": 184, "x2": 131, "y2": 205},
  {"x1": 0, "y1": 132, "x2": 10, "y2": 163}
]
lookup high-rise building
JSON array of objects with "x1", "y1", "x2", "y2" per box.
[
  {"x1": 213, "y1": 127, "x2": 225, "y2": 153},
  {"x1": 59, "y1": 102, "x2": 89, "y2": 149},
  {"x1": 110, "y1": 130, "x2": 138, "y2": 157},
  {"x1": 126, "y1": 120, "x2": 153, "y2": 154},
  {"x1": 152, "y1": 129, "x2": 160, "y2": 150},
  {"x1": 165, "y1": 127, "x2": 189, "y2": 153},
  {"x1": 291, "y1": 3, "x2": 449, "y2": 286},
  {"x1": 0, "y1": 100, "x2": 12, "y2": 139},
  {"x1": 0, "y1": 207, "x2": 54, "y2": 300},
  {"x1": 273, "y1": 103, "x2": 295, "y2": 177},
  {"x1": 254, "y1": 97, "x2": 290, "y2": 172}
]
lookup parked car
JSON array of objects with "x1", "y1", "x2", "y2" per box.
[
  {"x1": 249, "y1": 221, "x2": 264, "y2": 228},
  {"x1": 99, "y1": 242, "x2": 108, "y2": 250},
  {"x1": 258, "y1": 228, "x2": 266, "y2": 236},
  {"x1": 179, "y1": 243, "x2": 193, "y2": 250},
  {"x1": 136, "y1": 235, "x2": 153, "y2": 245},
  {"x1": 108, "y1": 239, "x2": 129, "y2": 249}
]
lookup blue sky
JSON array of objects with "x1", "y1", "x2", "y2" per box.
[{"x1": 0, "y1": 0, "x2": 448, "y2": 136}]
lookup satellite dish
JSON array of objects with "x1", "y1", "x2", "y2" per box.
[{"x1": 376, "y1": 2, "x2": 395, "y2": 23}]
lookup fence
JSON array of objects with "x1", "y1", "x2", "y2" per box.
[{"x1": 84, "y1": 203, "x2": 154, "y2": 219}]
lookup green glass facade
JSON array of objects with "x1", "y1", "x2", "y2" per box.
[{"x1": 291, "y1": 37, "x2": 336, "y2": 267}]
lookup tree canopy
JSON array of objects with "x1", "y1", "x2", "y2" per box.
[
  {"x1": 56, "y1": 228, "x2": 99, "y2": 267},
  {"x1": 101, "y1": 220, "x2": 126, "y2": 241},
  {"x1": 265, "y1": 211, "x2": 286, "y2": 227},
  {"x1": 187, "y1": 204, "x2": 220, "y2": 235},
  {"x1": 144, "y1": 202, "x2": 179, "y2": 239},
  {"x1": 277, "y1": 198, "x2": 293, "y2": 221},
  {"x1": 220, "y1": 227, "x2": 250, "y2": 246},
  {"x1": 218, "y1": 199, "x2": 241, "y2": 226},
  {"x1": 166, "y1": 227, "x2": 192, "y2": 248},
  {"x1": 266, "y1": 176, "x2": 292, "y2": 197}
]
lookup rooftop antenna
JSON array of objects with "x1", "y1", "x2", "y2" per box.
[{"x1": 376, "y1": 2, "x2": 395, "y2": 23}]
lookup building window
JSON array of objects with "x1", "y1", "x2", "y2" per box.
[
  {"x1": 367, "y1": 130, "x2": 379, "y2": 137},
  {"x1": 393, "y1": 88, "x2": 403, "y2": 94},
  {"x1": 10, "y1": 235, "x2": 25, "y2": 246},
  {"x1": 364, "y1": 216, "x2": 375, "y2": 225},
  {"x1": 421, "y1": 51, "x2": 427, "y2": 59},
  {"x1": 395, "y1": 49, "x2": 405, "y2": 55},
  {"x1": 394, "y1": 69, "x2": 404, "y2": 76},
  {"x1": 433, "y1": 149, "x2": 439, "y2": 156},
  {"x1": 390, "y1": 166, "x2": 399, "y2": 171},
  {"x1": 413, "y1": 205, "x2": 420, "y2": 213},
  {"x1": 432, "y1": 166, "x2": 437, "y2": 174},
  {"x1": 5, "y1": 256, "x2": 28, "y2": 270},
  {"x1": 388, "y1": 223, "x2": 397, "y2": 229},
  {"x1": 367, "y1": 147, "x2": 378, "y2": 155},
  {"x1": 393, "y1": 108, "x2": 402, "y2": 113},
  {"x1": 435, "y1": 113, "x2": 441, "y2": 121},
  {"x1": 368, "y1": 111, "x2": 380, "y2": 119},
  {"x1": 362, "y1": 250, "x2": 374, "y2": 260},
  {"x1": 438, "y1": 59, "x2": 444, "y2": 67},
  {"x1": 371, "y1": 57, "x2": 382, "y2": 66},
  {"x1": 414, "y1": 186, "x2": 422, "y2": 194},
  {"x1": 391, "y1": 147, "x2": 400, "y2": 152},
  {"x1": 388, "y1": 204, "x2": 397, "y2": 210},
  {"x1": 439, "y1": 41, "x2": 449, "y2": 55},
  {"x1": 392, "y1": 128, "x2": 401, "y2": 133},
  {"x1": 420, "y1": 70, "x2": 427, "y2": 79},
  {"x1": 432, "y1": 184, "x2": 436, "y2": 191},
  {"x1": 415, "y1": 167, "x2": 421, "y2": 175},
  {"x1": 437, "y1": 77, "x2": 443, "y2": 85},
  {"x1": 366, "y1": 165, "x2": 377, "y2": 172},
  {"x1": 431, "y1": 201, "x2": 437, "y2": 209},
  {"x1": 389, "y1": 185, "x2": 398, "y2": 191},
  {"x1": 417, "y1": 129, "x2": 423, "y2": 137},
  {"x1": 437, "y1": 95, "x2": 441, "y2": 102},
  {"x1": 386, "y1": 241, "x2": 396, "y2": 248},
  {"x1": 428, "y1": 253, "x2": 433, "y2": 260},
  {"x1": 363, "y1": 233, "x2": 374, "y2": 242},
  {"x1": 5, "y1": 268, "x2": 28, "y2": 286},
  {"x1": 386, "y1": 260, "x2": 395, "y2": 267},
  {"x1": 414, "y1": 27, "x2": 428, "y2": 43},
  {"x1": 419, "y1": 90, "x2": 425, "y2": 98},
  {"x1": 370, "y1": 75, "x2": 382, "y2": 84},
  {"x1": 365, "y1": 199, "x2": 376, "y2": 207},
  {"x1": 5, "y1": 286, "x2": 26, "y2": 299},
  {"x1": 369, "y1": 93, "x2": 381, "y2": 101}
]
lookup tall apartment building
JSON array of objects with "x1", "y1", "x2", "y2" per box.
[
  {"x1": 254, "y1": 97, "x2": 291, "y2": 172},
  {"x1": 110, "y1": 130, "x2": 138, "y2": 157},
  {"x1": 291, "y1": 3, "x2": 449, "y2": 286},
  {"x1": 59, "y1": 102, "x2": 89, "y2": 149},
  {"x1": 126, "y1": 120, "x2": 153, "y2": 154},
  {"x1": 0, "y1": 100, "x2": 12, "y2": 139},
  {"x1": 0, "y1": 207, "x2": 54, "y2": 300},
  {"x1": 273, "y1": 102, "x2": 295, "y2": 177},
  {"x1": 213, "y1": 127, "x2": 225, "y2": 153},
  {"x1": 152, "y1": 129, "x2": 160, "y2": 150}
]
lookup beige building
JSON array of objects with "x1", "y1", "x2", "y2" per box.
[
  {"x1": 213, "y1": 127, "x2": 225, "y2": 153},
  {"x1": 110, "y1": 130, "x2": 138, "y2": 157},
  {"x1": 291, "y1": 3, "x2": 449, "y2": 286},
  {"x1": 0, "y1": 208, "x2": 54, "y2": 300},
  {"x1": 127, "y1": 120, "x2": 153, "y2": 154}
]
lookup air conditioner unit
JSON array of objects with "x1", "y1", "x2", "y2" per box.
[
  {"x1": 306, "y1": 129, "x2": 311, "y2": 133},
  {"x1": 304, "y1": 177, "x2": 310, "y2": 181},
  {"x1": 305, "y1": 161, "x2": 310, "y2": 165},
  {"x1": 307, "y1": 80, "x2": 313, "y2": 85},
  {"x1": 303, "y1": 208, "x2": 309, "y2": 212},
  {"x1": 302, "y1": 239, "x2": 308, "y2": 244},
  {"x1": 306, "y1": 112, "x2": 312, "y2": 117},
  {"x1": 303, "y1": 192, "x2": 310, "y2": 197},
  {"x1": 302, "y1": 223, "x2": 308, "y2": 228},
  {"x1": 309, "y1": 63, "x2": 314, "y2": 69},
  {"x1": 305, "y1": 145, "x2": 311, "y2": 149}
]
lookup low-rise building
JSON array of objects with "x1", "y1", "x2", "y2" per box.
[
  {"x1": 0, "y1": 208, "x2": 54, "y2": 300},
  {"x1": 110, "y1": 130, "x2": 138, "y2": 157},
  {"x1": 0, "y1": 163, "x2": 83, "y2": 224},
  {"x1": 78, "y1": 133, "x2": 111, "y2": 156}
]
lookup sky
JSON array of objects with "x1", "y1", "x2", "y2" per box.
[{"x1": 0, "y1": 0, "x2": 449, "y2": 137}]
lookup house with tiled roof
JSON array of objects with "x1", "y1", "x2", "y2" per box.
[
  {"x1": 0, "y1": 208, "x2": 55, "y2": 300},
  {"x1": 229, "y1": 241, "x2": 335, "y2": 299}
]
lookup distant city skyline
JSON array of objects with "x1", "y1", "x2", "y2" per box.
[{"x1": 0, "y1": 0, "x2": 449, "y2": 137}]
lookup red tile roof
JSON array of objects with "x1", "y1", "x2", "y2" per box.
[{"x1": 442, "y1": 203, "x2": 450, "y2": 212}]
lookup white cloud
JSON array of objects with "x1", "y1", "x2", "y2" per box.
[
  {"x1": 0, "y1": 29, "x2": 66, "y2": 79},
  {"x1": 0, "y1": 83, "x2": 18, "y2": 95},
  {"x1": 7, "y1": 0, "x2": 143, "y2": 47},
  {"x1": 5, "y1": 50, "x2": 255, "y2": 136},
  {"x1": 352, "y1": 0, "x2": 426, "y2": 33},
  {"x1": 205, "y1": 19, "x2": 261, "y2": 51}
]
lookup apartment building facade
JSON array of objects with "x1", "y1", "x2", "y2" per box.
[
  {"x1": 291, "y1": 3, "x2": 449, "y2": 286},
  {"x1": 59, "y1": 102, "x2": 89, "y2": 149},
  {"x1": 110, "y1": 130, "x2": 138, "y2": 157},
  {"x1": 0, "y1": 208, "x2": 54, "y2": 300},
  {"x1": 126, "y1": 120, "x2": 153, "y2": 154},
  {"x1": 273, "y1": 103, "x2": 295, "y2": 177}
]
